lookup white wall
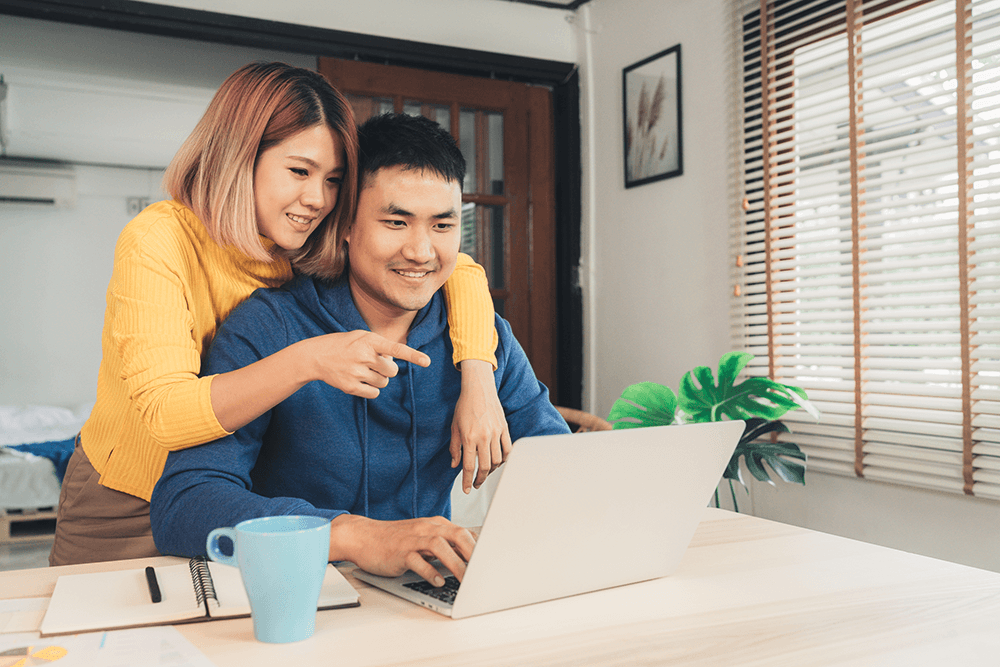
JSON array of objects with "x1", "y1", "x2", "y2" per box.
[
  {"x1": 576, "y1": 0, "x2": 733, "y2": 417},
  {"x1": 575, "y1": 0, "x2": 1000, "y2": 573}
]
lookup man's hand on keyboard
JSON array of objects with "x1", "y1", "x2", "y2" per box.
[{"x1": 328, "y1": 514, "x2": 476, "y2": 586}]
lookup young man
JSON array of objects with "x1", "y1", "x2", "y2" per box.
[{"x1": 150, "y1": 113, "x2": 569, "y2": 587}]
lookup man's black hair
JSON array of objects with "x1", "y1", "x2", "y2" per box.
[{"x1": 356, "y1": 113, "x2": 466, "y2": 188}]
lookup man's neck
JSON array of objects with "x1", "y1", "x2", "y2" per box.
[{"x1": 347, "y1": 276, "x2": 418, "y2": 344}]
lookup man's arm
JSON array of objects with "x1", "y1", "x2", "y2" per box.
[
  {"x1": 150, "y1": 294, "x2": 345, "y2": 557},
  {"x1": 150, "y1": 416, "x2": 345, "y2": 557},
  {"x1": 493, "y1": 316, "x2": 572, "y2": 441}
]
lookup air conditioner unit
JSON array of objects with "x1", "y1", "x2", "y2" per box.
[
  {"x1": 0, "y1": 159, "x2": 76, "y2": 207},
  {"x1": 0, "y1": 66, "x2": 214, "y2": 169}
]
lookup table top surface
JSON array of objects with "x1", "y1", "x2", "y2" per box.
[{"x1": 4, "y1": 508, "x2": 1000, "y2": 667}]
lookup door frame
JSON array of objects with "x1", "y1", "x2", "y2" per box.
[{"x1": 0, "y1": 0, "x2": 583, "y2": 408}]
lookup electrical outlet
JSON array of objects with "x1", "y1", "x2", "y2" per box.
[{"x1": 126, "y1": 197, "x2": 150, "y2": 217}]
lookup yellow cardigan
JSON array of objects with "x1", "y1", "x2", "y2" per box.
[{"x1": 81, "y1": 200, "x2": 496, "y2": 501}]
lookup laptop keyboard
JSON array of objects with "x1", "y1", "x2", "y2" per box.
[{"x1": 403, "y1": 575, "x2": 461, "y2": 605}]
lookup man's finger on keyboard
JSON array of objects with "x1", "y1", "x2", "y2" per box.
[{"x1": 405, "y1": 552, "x2": 447, "y2": 587}]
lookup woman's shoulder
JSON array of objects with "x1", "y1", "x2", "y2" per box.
[{"x1": 115, "y1": 201, "x2": 210, "y2": 260}]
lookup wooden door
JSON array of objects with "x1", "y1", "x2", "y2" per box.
[{"x1": 319, "y1": 57, "x2": 557, "y2": 396}]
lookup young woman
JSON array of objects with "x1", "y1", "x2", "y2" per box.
[{"x1": 50, "y1": 62, "x2": 509, "y2": 566}]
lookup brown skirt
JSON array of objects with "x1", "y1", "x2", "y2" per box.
[{"x1": 49, "y1": 437, "x2": 161, "y2": 566}]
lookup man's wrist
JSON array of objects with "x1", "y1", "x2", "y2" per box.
[{"x1": 328, "y1": 513, "x2": 365, "y2": 562}]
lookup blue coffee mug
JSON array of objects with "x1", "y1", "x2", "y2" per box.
[{"x1": 207, "y1": 515, "x2": 330, "y2": 643}]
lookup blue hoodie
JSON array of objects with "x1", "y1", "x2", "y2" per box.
[{"x1": 150, "y1": 274, "x2": 570, "y2": 557}]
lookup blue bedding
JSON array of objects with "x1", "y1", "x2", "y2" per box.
[{"x1": 8, "y1": 437, "x2": 76, "y2": 482}]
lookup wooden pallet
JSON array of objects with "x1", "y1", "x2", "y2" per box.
[{"x1": 0, "y1": 507, "x2": 57, "y2": 544}]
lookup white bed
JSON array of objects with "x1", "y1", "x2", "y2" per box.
[{"x1": 0, "y1": 404, "x2": 89, "y2": 512}]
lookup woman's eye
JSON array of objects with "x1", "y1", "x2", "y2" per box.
[
  {"x1": 290, "y1": 167, "x2": 308, "y2": 177},
  {"x1": 327, "y1": 177, "x2": 343, "y2": 186}
]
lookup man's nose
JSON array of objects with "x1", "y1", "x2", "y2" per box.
[{"x1": 402, "y1": 228, "x2": 434, "y2": 263}]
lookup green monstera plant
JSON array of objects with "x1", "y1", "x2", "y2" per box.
[{"x1": 607, "y1": 351, "x2": 819, "y2": 511}]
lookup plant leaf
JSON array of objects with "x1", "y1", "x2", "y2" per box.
[
  {"x1": 607, "y1": 382, "x2": 677, "y2": 429},
  {"x1": 678, "y1": 352, "x2": 817, "y2": 423},
  {"x1": 724, "y1": 418, "x2": 806, "y2": 487}
]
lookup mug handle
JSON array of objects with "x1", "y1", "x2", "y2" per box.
[{"x1": 206, "y1": 527, "x2": 238, "y2": 566}]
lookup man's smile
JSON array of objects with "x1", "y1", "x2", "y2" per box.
[{"x1": 392, "y1": 268, "x2": 434, "y2": 278}]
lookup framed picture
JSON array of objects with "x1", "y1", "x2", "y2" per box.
[{"x1": 623, "y1": 44, "x2": 682, "y2": 188}]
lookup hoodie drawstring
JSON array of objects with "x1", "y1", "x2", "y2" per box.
[
  {"x1": 407, "y1": 364, "x2": 419, "y2": 518},
  {"x1": 361, "y1": 399, "x2": 370, "y2": 517}
]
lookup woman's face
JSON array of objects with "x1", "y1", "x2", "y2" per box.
[{"x1": 254, "y1": 124, "x2": 345, "y2": 251}]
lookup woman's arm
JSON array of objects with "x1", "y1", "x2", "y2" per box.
[
  {"x1": 210, "y1": 331, "x2": 429, "y2": 433},
  {"x1": 112, "y1": 212, "x2": 426, "y2": 450},
  {"x1": 442, "y1": 254, "x2": 511, "y2": 493}
]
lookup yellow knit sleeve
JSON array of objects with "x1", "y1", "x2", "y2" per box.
[
  {"x1": 109, "y1": 222, "x2": 229, "y2": 450},
  {"x1": 442, "y1": 253, "x2": 499, "y2": 369}
]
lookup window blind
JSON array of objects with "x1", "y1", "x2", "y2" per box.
[{"x1": 735, "y1": 0, "x2": 1000, "y2": 499}]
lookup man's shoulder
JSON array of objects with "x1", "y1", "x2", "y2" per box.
[
  {"x1": 237, "y1": 273, "x2": 324, "y2": 312},
  {"x1": 492, "y1": 314, "x2": 519, "y2": 363},
  {"x1": 212, "y1": 278, "x2": 312, "y2": 347}
]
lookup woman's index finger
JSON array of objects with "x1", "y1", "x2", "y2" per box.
[{"x1": 377, "y1": 339, "x2": 431, "y2": 367}]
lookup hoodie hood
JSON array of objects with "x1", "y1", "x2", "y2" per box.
[{"x1": 285, "y1": 274, "x2": 448, "y2": 346}]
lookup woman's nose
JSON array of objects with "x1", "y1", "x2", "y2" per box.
[{"x1": 300, "y1": 178, "x2": 327, "y2": 210}]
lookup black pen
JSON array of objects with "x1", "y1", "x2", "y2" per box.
[{"x1": 145, "y1": 566, "x2": 162, "y2": 603}]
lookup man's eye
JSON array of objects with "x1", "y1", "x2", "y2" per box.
[{"x1": 385, "y1": 219, "x2": 406, "y2": 227}]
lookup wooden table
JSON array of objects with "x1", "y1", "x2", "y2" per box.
[{"x1": 4, "y1": 508, "x2": 1000, "y2": 666}]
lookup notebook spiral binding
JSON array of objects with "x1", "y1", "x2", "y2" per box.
[{"x1": 188, "y1": 557, "x2": 218, "y2": 609}]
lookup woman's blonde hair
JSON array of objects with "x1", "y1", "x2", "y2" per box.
[{"x1": 163, "y1": 61, "x2": 358, "y2": 276}]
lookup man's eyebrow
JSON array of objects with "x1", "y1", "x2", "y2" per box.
[
  {"x1": 381, "y1": 204, "x2": 459, "y2": 218},
  {"x1": 383, "y1": 203, "x2": 414, "y2": 217}
]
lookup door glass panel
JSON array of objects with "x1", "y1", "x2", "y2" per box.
[
  {"x1": 345, "y1": 93, "x2": 392, "y2": 125},
  {"x1": 459, "y1": 109, "x2": 504, "y2": 195},
  {"x1": 459, "y1": 202, "x2": 506, "y2": 291},
  {"x1": 459, "y1": 110, "x2": 477, "y2": 193},
  {"x1": 403, "y1": 101, "x2": 450, "y2": 132},
  {"x1": 487, "y1": 112, "x2": 504, "y2": 195},
  {"x1": 482, "y1": 204, "x2": 505, "y2": 290},
  {"x1": 460, "y1": 202, "x2": 477, "y2": 259}
]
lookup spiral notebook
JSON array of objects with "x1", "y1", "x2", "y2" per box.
[{"x1": 39, "y1": 557, "x2": 359, "y2": 637}]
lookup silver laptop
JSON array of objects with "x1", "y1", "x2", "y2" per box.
[{"x1": 353, "y1": 420, "x2": 744, "y2": 619}]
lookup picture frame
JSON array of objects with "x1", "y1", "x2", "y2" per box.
[{"x1": 623, "y1": 44, "x2": 682, "y2": 188}]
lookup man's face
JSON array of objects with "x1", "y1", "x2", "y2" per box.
[{"x1": 346, "y1": 165, "x2": 461, "y2": 321}]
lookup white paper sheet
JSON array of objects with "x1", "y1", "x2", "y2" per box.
[
  {"x1": 0, "y1": 625, "x2": 216, "y2": 666},
  {"x1": 0, "y1": 597, "x2": 48, "y2": 634}
]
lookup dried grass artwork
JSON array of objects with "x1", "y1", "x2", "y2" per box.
[{"x1": 623, "y1": 45, "x2": 682, "y2": 187}]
